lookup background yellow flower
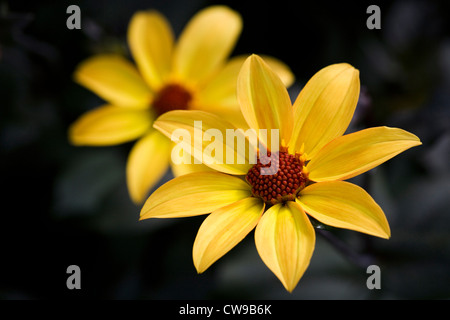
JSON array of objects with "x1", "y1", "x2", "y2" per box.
[{"x1": 68, "y1": 6, "x2": 294, "y2": 204}]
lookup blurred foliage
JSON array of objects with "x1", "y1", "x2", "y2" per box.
[{"x1": 0, "y1": 0, "x2": 449, "y2": 299}]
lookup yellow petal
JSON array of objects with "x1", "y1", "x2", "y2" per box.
[
  {"x1": 255, "y1": 201, "x2": 315, "y2": 292},
  {"x1": 126, "y1": 130, "x2": 171, "y2": 204},
  {"x1": 153, "y1": 110, "x2": 254, "y2": 175},
  {"x1": 297, "y1": 181, "x2": 391, "y2": 239},
  {"x1": 128, "y1": 10, "x2": 174, "y2": 90},
  {"x1": 307, "y1": 126, "x2": 422, "y2": 182},
  {"x1": 170, "y1": 151, "x2": 215, "y2": 177},
  {"x1": 193, "y1": 197, "x2": 264, "y2": 273},
  {"x1": 205, "y1": 109, "x2": 250, "y2": 133},
  {"x1": 69, "y1": 105, "x2": 152, "y2": 146},
  {"x1": 194, "y1": 54, "x2": 294, "y2": 112},
  {"x1": 192, "y1": 54, "x2": 294, "y2": 132},
  {"x1": 190, "y1": 56, "x2": 249, "y2": 131},
  {"x1": 193, "y1": 56, "x2": 247, "y2": 111},
  {"x1": 74, "y1": 54, "x2": 152, "y2": 108},
  {"x1": 237, "y1": 55, "x2": 293, "y2": 148},
  {"x1": 259, "y1": 55, "x2": 295, "y2": 88},
  {"x1": 173, "y1": 5, "x2": 242, "y2": 85},
  {"x1": 140, "y1": 172, "x2": 251, "y2": 219},
  {"x1": 290, "y1": 63, "x2": 360, "y2": 158}
]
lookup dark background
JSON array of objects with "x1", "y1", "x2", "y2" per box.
[{"x1": 1, "y1": 0, "x2": 449, "y2": 299}]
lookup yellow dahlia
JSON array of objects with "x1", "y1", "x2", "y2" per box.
[
  {"x1": 141, "y1": 55, "x2": 421, "y2": 292},
  {"x1": 68, "y1": 6, "x2": 294, "y2": 204}
]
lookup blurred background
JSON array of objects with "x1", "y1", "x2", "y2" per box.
[{"x1": 1, "y1": 0, "x2": 449, "y2": 299}]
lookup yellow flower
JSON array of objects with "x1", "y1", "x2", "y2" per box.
[
  {"x1": 141, "y1": 55, "x2": 421, "y2": 292},
  {"x1": 68, "y1": 6, "x2": 294, "y2": 204}
]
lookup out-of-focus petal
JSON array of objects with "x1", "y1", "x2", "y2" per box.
[
  {"x1": 126, "y1": 130, "x2": 171, "y2": 204},
  {"x1": 74, "y1": 54, "x2": 152, "y2": 108},
  {"x1": 193, "y1": 56, "x2": 247, "y2": 111},
  {"x1": 173, "y1": 6, "x2": 242, "y2": 86},
  {"x1": 128, "y1": 10, "x2": 174, "y2": 90},
  {"x1": 194, "y1": 55, "x2": 294, "y2": 112},
  {"x1": 69, "y1": 105, "x2": 152, "y2": 146}
]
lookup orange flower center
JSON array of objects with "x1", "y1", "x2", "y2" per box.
[
  {"x1": 152, "y1": 84, "x2": 192, "y2": 115},
  {"x1": 246, "y1": 150, "x2": 309, "y2": 205}
]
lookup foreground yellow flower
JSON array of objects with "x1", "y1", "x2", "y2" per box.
[
  {"x1": 68, "y1": 6, "x2": 294, "y2": 204},
  {"x1": 141, "y1": 55, "x2": 421, "y2": 292}
]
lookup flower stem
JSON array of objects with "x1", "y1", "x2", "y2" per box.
[{"x1": 316, "y1": 229, "x2": 376, "y2": 269}]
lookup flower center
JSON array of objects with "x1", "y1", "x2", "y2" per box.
[
  {"x1": 245, "y1": 151, "x2": 309, "y2": 205},
  {"x1": 152, "y1": 84, "x2": 192, "y2": 115}
]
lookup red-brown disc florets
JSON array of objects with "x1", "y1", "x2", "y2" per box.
[
  {"x1": 152, "y1": 84, "x2": 192, "y2": 115},
  {"x1": 246, "y1": 150, "x2": 309, "y2": 205}
]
